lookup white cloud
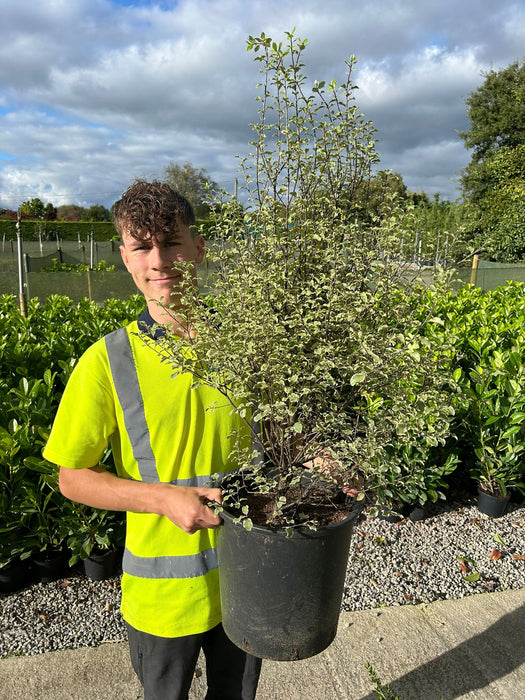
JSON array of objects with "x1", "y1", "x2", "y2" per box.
[{"x1": 0, "y1": 0, "x2": 523, "y2": 208}]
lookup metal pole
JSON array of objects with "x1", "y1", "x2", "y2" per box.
[
  {"x1": 16, "y1": 210, "x2": 27, "y2": 316},
  {"x1": 24, "y1": 253, "x2": 30, "y2": 301},
  {"x1": 90, "y1": 229, "x2": 94, "y2": 269}
]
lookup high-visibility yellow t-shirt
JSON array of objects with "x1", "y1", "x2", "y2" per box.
[{"x1": 43, "y1": 318, "x2": 247, "y2": 637}]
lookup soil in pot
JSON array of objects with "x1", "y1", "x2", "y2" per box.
[{"x1": 217, "y1": 486, "x2": 362, "y2": 661}]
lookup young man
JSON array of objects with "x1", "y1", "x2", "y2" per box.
[{"x1": 43, "y1": 180, "x2": 262, "y2": 700}]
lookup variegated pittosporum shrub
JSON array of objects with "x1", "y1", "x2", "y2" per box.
[{"x1": 158, "y1": 32, "x2": 456, "y2": 528}]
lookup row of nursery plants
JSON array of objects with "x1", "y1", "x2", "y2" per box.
[
  {"x1": 1, "y1": 282, "x2": 525, "y2": 582},
  {"x1": 371, "y1": 280, "x2": 525, "y2": 516},
  {"x1": 0, "y1": 293, "x2": 145, "y2": 585}
]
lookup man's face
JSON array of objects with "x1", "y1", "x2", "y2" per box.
[{"x1": 119, "y1": 221, "x2": 204, "y2": 314}]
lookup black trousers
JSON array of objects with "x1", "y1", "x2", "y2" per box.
[{"x1": 126, "y1": 622, "x2": 262, "y2": 700}]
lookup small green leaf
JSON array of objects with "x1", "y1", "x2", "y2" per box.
[
  {"x1": 493, "y1": 533, "x2": 506, "y2": 546},
  {"x1": 501, "y1": 426, "x2": 521, "y2": 439},
  {"x1": 350, "y1": 372, "x2": 366, "y2": 386},
  {"x1": 242, "y1": 518, "x2": 253, "y2": 531},
  {"x1": 463, "y1": 572, "x2": 480, "y2": 583}
]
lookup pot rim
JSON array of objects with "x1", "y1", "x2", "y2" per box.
[{"x1": 219, "y1": 498, "x2": 362, "y2": 538}]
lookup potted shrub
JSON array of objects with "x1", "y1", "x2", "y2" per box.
[
  {"x1": 457, "y1": 344, "x2": 525, "y2": 516},
  {"x1": 0, "y1": 432, "x2": 35, "y2": 593},
  {"x1": 160, "y1": 31, "x2": 454, "y2": 660},
  {"x1": 0, "y1": 376, "x2": 59, "y2": 590},
  {"x1": 64, "y1": 502, "x2": 125, "y2": 580},
  {"x1": 61, "y1": 447, "x2": 125, "y2": 579},
  {"x1": 21, "y1": 456, "x2": 69, "y2": 582}
]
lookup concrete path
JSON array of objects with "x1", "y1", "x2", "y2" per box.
[{"x1": 1, "y1": 589, "x2": 524, "y2": 699}]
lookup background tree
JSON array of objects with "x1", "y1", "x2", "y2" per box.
[
  {"x1": 164, "y1": 161, "x2": 219, "y2": 218},
  {"x1": 82, "y1": 204, "x2": 110, "y2": 222},
  {"x1": 19, "y1": 198, "x2": 45, "y2": 219},
  {"x1": 57, "y1": 204, "x2": 85, "y2": 221},
  {"x1": 353, "y1": 170, "x2": 409, "y2": 224},
  {"x1": 43, "y1": 203, "x2": 57, "y2": 220},
  {"x1": 460, "y1": 59, "x2": 525, "y2": 204},
  {"x1": 473, "y1": 145, "x2": 525, "y2": 262}
]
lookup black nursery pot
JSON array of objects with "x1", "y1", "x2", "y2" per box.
[
  {"x1": 32, "y1": 549, "x2": 67, "y2": 584},
  {"x1": 217, "y1": 504, "x2": 361, "y2": 661},
  {"x1": 0, "y1": 558, "x2": 31, "y2": 594},
  {"x1": 83, "y1": 549, "x2": 122, "y2": 581},
  {"x1": 477, "y1": 488, "x2": 510, "y2": 518}
]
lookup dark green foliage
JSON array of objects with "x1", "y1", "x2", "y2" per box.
[
  {"x1": 0, "y1": 219, "x2": 116, "y2": 242},
  {"x1": 459, "y1": 60, "x2": 525, "y2": 166},
  {"x1": 473, "y1": 145, "x2": 525, "y2": 262},
  {"x1": 0, "y1": 293, "x2": 145, "y2": 567},
  {"x1": 459, "y1": 59, "x2": 525, "y2": 257},
  {"x1": 427, "y1": 282, "x2": 525, "y2": 498}
]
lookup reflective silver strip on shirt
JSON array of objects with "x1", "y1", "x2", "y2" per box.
[
  {"x1": 105, "y1": 328, "x2": 159, "y2": 483},
  {"x1": 123, "y1": 547, "x2": 218, "y2": 579},
  {"x1": 104, "y1": 326, "x2": 222, "y2": 580}
]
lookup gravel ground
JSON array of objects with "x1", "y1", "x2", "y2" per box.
[
  {"x1": 1, "y1": 494, "x2": 524, "y2": 658},
  {"x1": 343, "y1": 496, "x2": 525, "y2": 611}
]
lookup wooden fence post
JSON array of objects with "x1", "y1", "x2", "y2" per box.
[{"x1": 470, "y1": 254, "x2": 480, "y2": 286}]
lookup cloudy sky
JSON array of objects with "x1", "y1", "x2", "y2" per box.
[{"x1": 0, "y1": 0, "x2": 523, "y2": 211}]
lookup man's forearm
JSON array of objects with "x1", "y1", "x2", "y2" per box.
[
  {"x1": 58, "y1": 465, "x2": 222, "y2": 534},
  {"x1": 59, "y1": 465, "x2": 163, "y2": 513}
]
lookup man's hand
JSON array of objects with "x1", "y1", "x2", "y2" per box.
[
  {"x1": 304, "y1": 453, "x2": 364, "y2": 498},
  {"x1": 159, "y1": 485, "x2": 223, "y2": 534}
]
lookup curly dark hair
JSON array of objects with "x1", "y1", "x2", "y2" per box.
[{"x1": 113, "y1": 179, "x2": 195, "y2": 241}]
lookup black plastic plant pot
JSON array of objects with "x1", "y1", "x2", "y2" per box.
[
  {"x1": 477, "y1": 488, "x2": 510, "y2": 518},
  {"x1": 0, "y1": 557, "x2": 31, "y2": 594},
  {"x1": 32, "y1": 549, "x2": 67, "y2": 584},
  {"x1": 83, "y1": 548, "x2": 122, "y2": 581},
  {"x1": 217, "y1": 504, "x2": 361, "y2": 661}
]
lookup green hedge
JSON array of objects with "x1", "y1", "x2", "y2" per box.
[
  {"x1": 0, "y1": 293, "x2": 146, "y2": 568},
  {"x1": 0, "y1": 218, "x2": 215, "y2": 242}
]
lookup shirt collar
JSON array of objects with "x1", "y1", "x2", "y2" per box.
[{"x1": 137, "y1": 308, "x2": 167, "y2": 339}]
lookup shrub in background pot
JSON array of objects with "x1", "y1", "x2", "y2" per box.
[
  {"x1": 63, "y1": 502, "x2": 125, "y2": 580},
  {"x1": 161, "y1": 32, "x2": 454, "y2": 660},
  {"x1": 476, "y1": 488, "x2": 510, "y2": 518},
  {"x1": 0, "y1": 420, "x2": 37, "y2": 592},
  {"x1": 21, "y1": 456, "x2": 68, "y2": 583},
  {"x1": 455, "y1": 345, "x2": 525, "y2": 515}
]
